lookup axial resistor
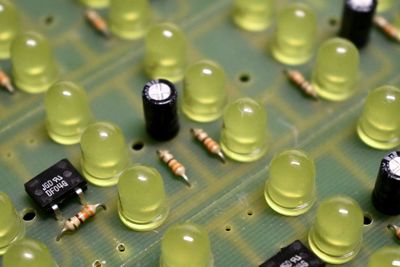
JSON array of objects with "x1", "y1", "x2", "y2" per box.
[
  {"x1": 85, "y1": 10, "x2": 110, "y2": 38},
  {"x1": 284, "y1": 69, "x2": 318, "y2": 100},
  {"x1": 157, "y1": 149, "x2": 191, "y2": 187},
  {"x1": 56, "y1": 203, "x2": 106, "y2": 241},
  {"x1": 191, "y1": 128, "x2": 225, "y2": 163},
  {"x1": 374, "y1": 16, "x2": 400, "y2": 43},
  {"x1": 0, "y1": 68, "x2": 15, "y2": 94}
]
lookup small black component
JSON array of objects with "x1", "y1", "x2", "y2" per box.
[
  {"x1": 24, "y1": 159, "x2": 87, "y2": 212},
  {"x1": 339, "y1": 0, "x2": 377, "y2": 48},
  {"x1": 260, "y1": 240, "x2": 325, "y2": 267},
  {"x1": 142, "y1": 79, "x2": 180, "y2": 141},
  {"x1": 372, "y1": 151, "x2": 400, "y2": 215}
]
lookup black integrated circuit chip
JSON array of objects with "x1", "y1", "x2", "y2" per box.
[
  {"x1": 260, "y1": 240, "x2": 325, "y2": 267},
  {"x1": 24, "y1": 159, "x2": 87, "y2": 212}
]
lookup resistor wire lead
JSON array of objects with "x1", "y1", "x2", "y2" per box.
[
  {"x1": 374, "y1": 16, "x2": 400, "y2": 43},
  {"x1": 0, "y1": 68, "x2": 15, "y2": 94},
  {"x1": 157, "y1": 149, "x2": 191, "y2": 187},
  {"x1": 54, "y1": 188, "x2": 106, "y2": 241},
  {"x1": 56, "y1": 203, "x2": 106, "y2": 241},
  {"x1": 85, "y1": 10, "x2": 111, "y2": 38},
  {"x1": 284, "y1": 69, "x2": 318, "y2": 100},
  {"x1": 191, "y1": 128, "x2": 225, "y2": 163},
  {"x1": 387, "y1": 224, "x2": 400, "y2": 240}
]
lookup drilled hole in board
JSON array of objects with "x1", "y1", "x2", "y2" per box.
[
  {"x1": 328, "y1": 18, "x2": 338, "y2": 26},
  {"x1": 238, "y1": 73, "x2": 251, "y2": 83},
  {"x1": 117, "y1": 243, "x2": 125, "y2": 252},
  {"x1": 225, "y1": 225, "x2": 232, "y2": 232},
  {"x1": 22, "y1": 209, "x2": 36, "y2": 222},
  {"x1": 246, "y1": 210, "x2": 254, "y2": 216},
  {"x1": 93, "y1": 260, "x2": 102, "y2": 267},
  {"x1": 43, "y1": 15, "x2": 55, "y2": 26},
  {"x1": 363, "y1": 213, "x2": 373, "y2": 226},
  {"x1": 131, "y1": 141, "x2": 144, "y2": 151}
]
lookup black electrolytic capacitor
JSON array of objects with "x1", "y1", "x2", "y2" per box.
[
  {"x1": 142, "y1": 79, "x2": 180, "y2": 141},
  {"x1": 372, "y1": 151, "x2": 400, "y2": 215},
  {"x1": 339, "y1": 0, "x2": 377, "y2": 48}
]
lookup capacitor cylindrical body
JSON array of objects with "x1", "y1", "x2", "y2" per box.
[
  {"x1": 372, "y1": 151, "x2": 400, "y2": 215},
  {"x1": 339, "y1": 0, "x2": 377, "y2": 48},
  {"x1": 142, "y1": 79, "x2": 179, "y2": 141}
]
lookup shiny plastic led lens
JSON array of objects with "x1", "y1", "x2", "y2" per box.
[
  {"x1": 308, "y1": 196, "x2": 363, "y2": 264},
  {"x1": 118, "y1": 165, "x2": 169, "y2": 231},
  {"x1": 10, "y1": 31, "x2": 58, "y2": 94},
  {"x1": 182, "y1": 60, "x2": 227, "y2": 122},
  {"x1": 45, "y1": 81, "x2": 93, "y2": 145},
  {"x1": 144, "y1": 23, "x2": 186, "y2": 83},
  {"x1": 264, "y1": 149, "x2": 316, "y2": 216},
  {"x1": 220, "y1": 97, "x2": 268, "y2": 162},
  {"x1": 312, "y1": 38, "x2": 359, "y2": 101},
  {"x1": 79, "y1": 0, "x2": 109, "y2": 8},
  {"x1": 368, "y1": 246, "x2": 400, "y2": 267},
  {"x1": 0, "y1": 192, "x2": 24, "y2": 255},
  {"x1": 109, "y1": 0, "x2": 150, "y2": 39},
  {"x1": 3, "y1": 238, "x2": 57, "y2": 267},
  {"x1": 80, "y1": 122, "x2": 130, "y2": 187},
  {"x1": 357, "y1": 85, "x2": 400, "y2": 150},
  {"x1": 232, "y1": 0, "x2": 275, "y2": 31},
  {"x1": 0, "y1": 0, "x2": 20, "y2": 59},
  {"x1": 160, "y1": 223, "x2": 212, "y2": 267},
  {"x1": 271, "y1": 3, "x2": 316, "y2": 65}
]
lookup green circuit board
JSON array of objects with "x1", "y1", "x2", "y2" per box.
[{"x1": 1, "y1": 0, "x2": 400, "y2": 266}]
